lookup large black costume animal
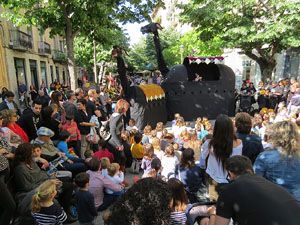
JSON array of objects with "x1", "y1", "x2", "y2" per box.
[
  {"x1": 112, "y1": 48, "x2": 167, "y2": 131},
  {"x1": 141, "y1": 23, "x2": 236, "y2": 120}
]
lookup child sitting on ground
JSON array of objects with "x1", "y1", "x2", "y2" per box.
[
  {"x1": 93, "y1": 139, "x2": 114, "y2": 163},
  {"x1": 84, "y1": 150, "x2": 94, "y2": 164},
  {"x1": 129, "y1": 129, "x2": 138, "y2": 144},
  {"x1": 62, "y1": 115, "x2": 81, "y2": 157},
  {"x1": 149, "y1": 130, "x2": 157, "y2": 144},
  {"x1": 126, "y1": 118, "x2": 138, "y2": 132},
  {"x1": 195, "y1": 117, "x2": 204, "y2": 131},
  {"x1": 57, "y1": 130, "x2": 79, "y2": 158},
  {"x1": 31, "y1": 180, "x2": 67, "y2": 225},
  {"x1": 173, "y1": 143, "x2": 181, "y2": 162},
  {"x1": 172, "y1": 116, "x2": 186, "y2": 138},
  {"x1": 141, "y1": 144, "x2": 156, "y2": 178},
  {"x1": 75, "y1": 172, "x2": 98, "y2": 225},
  {"x1": 172, "y1": 113, "x2": 181, "y2": 128},
  {"x1": 100, "y1": 157, "x2": 110, "y2": 176},
  {"x1": 143, "y1": 125, "x2": 152, "y2": 140},
  {"x1": 161, "y1": 144, "x2": 179, "y2": 180},
  {"x1": 156, "y1": 122, "x2": 164, "y2": 139},
  {"x1": 105, "y1": 163, "x2": 125, "y2": 195},
  {"x1": 152, "y1": 137, "x2": 163, "y2": 160}
]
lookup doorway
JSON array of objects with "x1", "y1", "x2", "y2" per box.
[{"x1": 30, "y1": 60, "x2": 39, "y2": 89}]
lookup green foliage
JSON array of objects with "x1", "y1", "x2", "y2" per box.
[{"x1": 179, "y1": 0, "x2": 300, "y2": 79}]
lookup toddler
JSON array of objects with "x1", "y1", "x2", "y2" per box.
[
  {"x1": 130, "y1": 132, "x2": 144, "y2": 174},
  {"x1": 156, "y1": 122, "x2": 164, "y2": 139},
  {"x1": 172, "y1": 116, "x2": 185, "y2": 138},
  {"x1": 149, "y1": 130, "x2": 157, "y2": 144},
  {"x1": 84, "y1": 150, "x2": 94, "y2": 164},
  {"x1": 57, "y1": 130, "x2": 79, "y2": 158},
  {"x1": 100, "y1": 157, "x2": 110, "y2": 176},
  {"x1": 173, "y1": 143, "x2": 181, "y2": 162},
  {"x1": 105, "y1": 163, "x2": 125, "y2": 195},
  {"x1": 121, "y1": 130, "x2": 133, "y2": 168},
  {"x1": 172, "y1": 113, "x2": 181, "y2": 128},
  {"x1": 31, "y1": 180, "x2": 67, "y2": 225},
  {"x1": 161, "y1": 144, "x2": 179, "y2": 180},
  {"x1": 75, "y1": 172, "x2": 98, "y2": 225}
]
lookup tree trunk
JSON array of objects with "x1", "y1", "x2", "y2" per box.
[
  {"x1": 65, "y1": 28, "x2": 77, "y2": 90},
  {"x1": 257, "y1": 60, "x2": 277, "y2": 83},
  {"x1": 93, "y1": 40, "x2": 97, "y2": 83}
]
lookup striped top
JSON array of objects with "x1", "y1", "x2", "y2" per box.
[
  {"x1": 31, "y1": 203, "x2": 67, "y2": 225},
  {"x1": 170, "y1": 211, "x2": 187, "y2": 225}
]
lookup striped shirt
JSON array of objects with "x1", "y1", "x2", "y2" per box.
[
  {"x1": 31, "y1": 203, "x2": 67, "y2": 225},
  {"x1": 170, "y1": 211, "x2": 187, "y2": 225}
]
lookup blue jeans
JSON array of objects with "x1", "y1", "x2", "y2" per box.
[
  {"x1": 97, "y1": 193, "x2": 119, "y2": 211},
  {"x1": 62, "y1": 158, "x2": 87, "y2": 176}
]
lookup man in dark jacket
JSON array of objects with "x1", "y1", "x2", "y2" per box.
[
  {"x1": 235, "y1": 112, "x2": 263, "y2": 164},
  {"x1": 63, "y1": 90, "x2": 77, "y2": 118},
  {"x1": 17, "y1": 99, "x2": 42, "y2": 141},
  {"x1": 0, "y1": 91, "x2": 21, "y2": 116}
]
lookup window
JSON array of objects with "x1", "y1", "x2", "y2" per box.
[
  {"x1": 40, "y1": 61, "x2": 47, "y2": 86},
  {"x1": 14, "y1": 58, "x2": 27, "y2": 87},
  {"x1": 56, "y1": 66, "x2": 60, "y2": 83},
  {"x1": 50, "y1": 65, "x2": 54, "y2": 83}
]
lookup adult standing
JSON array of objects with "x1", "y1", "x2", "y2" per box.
[
  {"x1": 99, "y1": 85, "x2": 112, "y2": 116},
  {"x1": 29, "y1": 85, "x2": 38, "y2": 102},
  {"x1": 200, "y1": 114, "x2": 242, "y2": 201},
  {"x1": 36, "y1": 90, "x2": 50, "y2": 108},
  {"x1": 0, "y1": 114, "x2": 15, "y2": 225},
  {"x1": 1, "y1": 109, "x2": 28, "y2": 149},
  {"x1": 17, "y1": 99, "x2": 42, "y2": 142},
  {"x1": 75, "y1": 99, "x2": 95, "y2": 158},
  {"x1": 107, "y1": 99, "x2": 129, "y2": 168},
  {"x1": 63, "y1": 90, "x2": 77, "y2": 118},
  {"x1": 74, "y1": 88, "x2": 84, "y2": 106},
  {"x1": 0, "y1": 91, "x2": 20, "y2": 116},
  {"x1": 254, "y1": 121, "x2": 300, "y2": 201},
  {"x1": 235, "y1": 112, "x2": 263, "y2": 164},
  {"x1": 269, "y1": 81, "x2": 283, "y2": 110},
  {"x1": 49, "y1": 90, "x2": 64, "y2": 121},
  {"x1": 41, "y1": 106, "x2": 61, "y2": 142}
]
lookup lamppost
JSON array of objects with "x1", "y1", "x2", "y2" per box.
[{"x1": 180, "y1": 44, "x2": 184, "y2": 64}]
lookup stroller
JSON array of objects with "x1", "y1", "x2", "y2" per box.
[{"x1": 238, "y1": 94, "x2": 253, "y2": 114}]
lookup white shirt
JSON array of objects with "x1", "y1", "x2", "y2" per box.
[
  {"x1": 105, "y1": 171, "x2": 124, "y2": 194},
  {"x1": 172, "y1": 126, "x2": 186, "y2": 138},
  {"x1": 161, "y1": 155, "x2": 179, "y2": 179},
  {"x1": 200, "y1": 140, "x2": 242, "y2": 183},
  {"x1": 126, "y1": 125, "x2": 138, "y2": 131}
]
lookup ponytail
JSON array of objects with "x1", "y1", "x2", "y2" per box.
[{"x1": 31, "y1": 180, "x2": 56, "y2": 213}]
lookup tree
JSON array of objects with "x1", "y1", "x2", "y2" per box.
[
  {"x1": 1, "y1": 0, "x2": 162, "y2": 89},
  {"x1": 179, "y1": 0, "x2": 300, "y2": 81}
]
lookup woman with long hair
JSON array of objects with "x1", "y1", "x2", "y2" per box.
[
  {"x1": 41, "y1": 106, "x2": 61, "y2": 141},
  {"x1": 1, "y1": 109, "x2": 28, "y2": 148},
  {"x1": 200, "y1": 114, "x2": 242, "y2": 201},
  {"x1": 49, "y1": 90, "x2": 64, "y2": 120},
  {"x1": 30, "y1": 85, "x2": 38, "y2": 102},
  {"x1": 254, "y1": 121, "x2": 300, "y2": 201}
]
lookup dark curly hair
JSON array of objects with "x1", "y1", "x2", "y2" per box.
[
  {"x1": 14, "y1": 143, "x2": 33, "y2": 165},
  {"x1": 106, "y1": 178, "x2": 172, "y2": 225}
]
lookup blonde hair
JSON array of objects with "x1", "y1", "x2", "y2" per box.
[
  {"x1": 143, "y1": 143, "x2": 154, "y2": 159},
  {"x1": 151, "y1": 130, "x2": 157, "y2": 138},
  {"x1": 121, "y1": 130, "x2": 129, "y2": 141},
  {"x1": 186, "y1": 130, "x2": 202, "y2": 150},
  {"x1": 1, "y1": 109, "x2": 16, "y2": 126},
  {"x1": 107, "y1": 163, "x2": 120, "y2": 177},
  {"x1": 100, "y1": 157, "x2": 110, "y2": 169},
  {"x1": 143, "y1": 125, "x2": 152, "y2": 135},
  {"x1": 173, "y1": 143, "x2": 179, "y2": 151},
  {"x1": 165, "y1": 144, "x2": 175, "y2": 157},
  {"x1": 88, "y1": 89, "x2": 96, "y2": 97},
  {"x1": 174, "y1": 113, "x2": 180, "y2": 120},
  {"x1": 152, "y1": 137, "x2": 161, "y2": 151},
  {"x1": 31, "y1": 180, "x2": 56, "y2": 213},
  {"x1": 269, "y1": 121, "x2": 300, "y2": 159},
  {"x1": 179, "y1": 129, "x2": 190, "y2": 141}
]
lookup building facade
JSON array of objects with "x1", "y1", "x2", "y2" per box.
[{"x1": 0, "y1": 7, "x2": 68, "y2": 97}]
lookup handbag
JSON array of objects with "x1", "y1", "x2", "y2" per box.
[
  {"x1": 99, "y1": 120, "x2": 111, "y2": 141},
  {"x1": 87, "y1": 127, "x2": 100, "y2": 144}
]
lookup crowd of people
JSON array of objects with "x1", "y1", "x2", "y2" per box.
[{"x1": 0, "y1": 75, "x2": 299, "y2": 225}]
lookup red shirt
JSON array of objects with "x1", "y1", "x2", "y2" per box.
[{"x1": 93, "y1": 149, "x2": 114, "y2": 163}]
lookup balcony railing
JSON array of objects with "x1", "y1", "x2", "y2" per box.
[
  {"x1": 53, "y1": 49, "x2": 67, "y2": 63},
  {"x1": 9, "y1": 30, "x2": 33, "y2": 50},
  {"x1": 38, "y1": 41, "x2": 51, "y2": 54}
]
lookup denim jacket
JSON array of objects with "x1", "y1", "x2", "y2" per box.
[{"x1": 254, "y1": 149, "x2": 300, "y2": 201}]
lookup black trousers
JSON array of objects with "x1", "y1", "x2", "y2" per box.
[
  {"x1": 0, "y1": 168, "x2": 16, "y2": 225},
  {"x1": 107, "y1": 140, "x2": 126, "y2": 166}
]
